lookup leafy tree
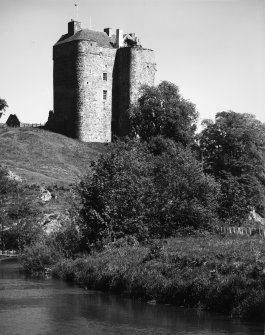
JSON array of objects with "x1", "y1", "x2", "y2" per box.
[
  {"x1": 77, "y1": 139, "x2": 219, "y2": 250},
  {"x1": 0, "y1": 98, "x2": 8, "y2": 118},
  {"x1": 6, "y1": 197, "x2": 42, "y2": 250},
  {"x1": 0, "y1": 166, "x2": 42, "y2": 251},
  {"x1": 128, "y1": 81, "x2": 198, "y2": 146},
  {"x1": 78, "y1": 140, "x2": 154, "y2": 249},
  {"x1": 199, "y1": 111, "x2": 265, "y2": 224},
  {"x1": 52, "y1": 219, "x2": 82, "y2": 258},
  {"x1": 0, "y1": 167, "x2": 19, "y2": 251}
]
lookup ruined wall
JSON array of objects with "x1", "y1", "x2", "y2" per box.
[
  {"x1": 53, "y1": 41, "x2": 116, "y2": 142},
  {"x1": 112, "y1": 47, "x2": 156, "y2": 137}
]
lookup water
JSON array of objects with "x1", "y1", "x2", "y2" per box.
[{"x1": 0, "y1": 259, "x2": 263, "y2": 335}]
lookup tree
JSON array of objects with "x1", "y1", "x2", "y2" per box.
[
  {"x1": 0, "y1": 167, "x2": 17, "y2": 251},
  {"x1": 199, "y1": 111, "x2": 265, "y2": 224},
  {"x1": 128, "y1": 81, "x2": 198, "y2": 146},
  {"x1": 0, "y1": 166, "x2": 42, "y2": 251},
  {"x1": 0, "y1": 98, "x2": 8, "y2": 118},
  {"x1": 77, "y1": 138, "x2": 219, "y2": 250}
]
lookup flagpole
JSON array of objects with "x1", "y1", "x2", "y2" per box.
[{"x1": 74, "y1": 3, "x2": 79, "y2": 21}]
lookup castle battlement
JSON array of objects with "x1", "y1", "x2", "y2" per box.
[{"x1": 47, "y1": 20, "x2": 156, "y2": 142}]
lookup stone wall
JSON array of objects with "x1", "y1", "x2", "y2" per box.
[
  {"x1": 112, "y1": 47, "x2": 156, "y2": 137},
  {"x1": 53, "y1": 40, "x2": 116, "y2": 142},
  {"x1": 112, "y1": 47, "x2": 131, "y2": 137},
  {"x1": 76, "y1": 41, "x2": 116, "y2": 142},
  {"x1": 129, "y1": 48, "x2": 156, "y2": 104},
  {"x1": 53, "y1": 42, "x2": 79, "y2": 137},
  {"x1": 52, "y1": 31, "x2": 156, "y2": 142}
]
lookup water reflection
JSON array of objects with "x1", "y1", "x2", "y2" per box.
[{"x1": 0, "y1": 259, "x2": 263, "y2": 335}]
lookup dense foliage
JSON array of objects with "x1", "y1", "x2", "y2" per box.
[
  {"x1": 128, "y1": 81, "x2": 198, "y2": 146},
  {"x1": 0, "y1": 167, "x2": 42, "y2": 251},
  {"x1": 78, "y1": 138, "x2": 219, "y2": 250},
  {"x1": 17, "y1": 82, "x2": 265, "y2": 322},
  {"x1": 0, "y1": 98, "x2": 8, "y2": 118},
  {"x1": 199, "y1": 112, "x2": 265, "y2": 224},
  {"x1": 53, "y1": 235, "x2": 265, "y2": 321}
]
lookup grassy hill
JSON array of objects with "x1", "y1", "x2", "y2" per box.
[{"x1": 0, "y1": 127, "x2": 107, "y2": 185}]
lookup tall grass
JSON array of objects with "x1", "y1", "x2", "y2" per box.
[{"x1": 51, "y1": 235, "x2": 265, "y2": 321}]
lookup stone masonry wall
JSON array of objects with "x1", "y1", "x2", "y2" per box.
[
  {"x1": 129, "y1": 48, "x2": 156, "y2": 104},
  {"x1": 53, "y1": 41, "x2": 116, "y2": 142},
  {"x1": 76, "y1": 41, "x2": 116, "y2": 142},
  {"x1": 112, "y1": 47, "x2": 156, "y2": 137},
  {"x1": 112, "y1": 47, "x2": 131, "y2": 137},
  {"x1": 53, "y1": 33, "x2": 156, "y2": 142},
  {"x1": 53, "y1": 42, "x2": 79, "y2": 137}
]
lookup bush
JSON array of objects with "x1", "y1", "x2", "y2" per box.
[
  {"x1": 52, "y1": 219, "x2": 82, "y2": 258},
  {"x1": 236, "y1": 290, "x2": 265, "y2": 320},
  {"x1": 77, "y1": 139, "x2": 220, "y2": 250},
  {"x1": 21, "y1": 240, "x2": 61, "y2": 274},
  {"x1": 0, "y1": 165, "x2": 42, "y2": 251},
  {"x1": 52, "y1": 235, "x2": 265, "y2": 321}
]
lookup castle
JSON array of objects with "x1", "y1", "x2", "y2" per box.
[{"x1": 47, "y1": 20, "x2": 156, "y2": 142}]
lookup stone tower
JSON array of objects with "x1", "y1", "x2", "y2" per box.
[{"x1": 48, "y1": 20, "x2": 156, "y2": 142}]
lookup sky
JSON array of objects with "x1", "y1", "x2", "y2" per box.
[{"x1": 0, "y1": 0, "x2": 264, "y2": 126}]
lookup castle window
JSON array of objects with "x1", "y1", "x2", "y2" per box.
[
  {"x1": 103, "y1": 73, "x2": 107, "y2": 81},
  {"x1": 103, "y1": 90, "x2": 107, "y2": 100}
]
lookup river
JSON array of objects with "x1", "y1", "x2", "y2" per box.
[{"x1": 0, "y1": 259, "x2": 264, "y2": 335}]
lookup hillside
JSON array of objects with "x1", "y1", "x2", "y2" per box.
[{"x1": 0, "y1": 127, "x2": 107, "y2": 185}]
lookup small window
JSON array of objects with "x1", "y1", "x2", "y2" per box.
[
  {"x1": 103, "y1": 73, "x2": 107, "y2": 81},
  {"x1": 103, "y1": 90, "x2": 107, "y2": 100}
]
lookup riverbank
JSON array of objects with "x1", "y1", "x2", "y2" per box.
[
  {"x1": 2, "y1": 258, "x2": 262, "y2": 335},
  {"x1": 0, "y1": 255, "x2": 18, "y2": 262},
  {"x1": 49, "y1": 235, "x2": 265, "y2": 321}
]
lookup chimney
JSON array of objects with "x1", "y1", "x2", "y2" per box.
[
  {"x1": 68, "y1": 20, "x2": 81, "y2": 36},
  {"x1": 116, "y1": 29, "x2": 124, "y2": 48},
  {"x1": 104, "y1": 28, "x2": 112, "y2": 36}
]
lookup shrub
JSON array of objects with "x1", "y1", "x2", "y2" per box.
[
  {"x1": 52, "y1": 219, "x2": 82, "y2": 258},
  {"x1": 21, "y1": 240, "x2": 61, "y2": 274},
  {"x1": 51, "y1": 235, "x2": 265, "y2": 321},
  {"x1": 77, "y1": 139, "x2": 220, "y2": 250},
  {"x1": 236, "y1": 290, "x2": 265, "y2": 320}
]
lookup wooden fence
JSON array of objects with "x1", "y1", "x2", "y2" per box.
[
  {"x1": 20, "y1": 123, "x2": 44, "y2": 128},
  {"x1": 218, "y1": 226, "x2": 265, "y2": 238},
  {"x1": 0, "y1": 250, "x2": 18, "y2": 256},
  {"x1": 0, "y1": 123, "x2": 44, "y2": 129}
]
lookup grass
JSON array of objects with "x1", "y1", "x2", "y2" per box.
[
  {"x1": 0, "y1": 127, "x2": 108, "y2": 228},
  {"x1": 0, "y1": 127, "x2": 106, "y2": 185},
  {"x1": 50, "y1": 235, "x2": 265, "y2": 321}
]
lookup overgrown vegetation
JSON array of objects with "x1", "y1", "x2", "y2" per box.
[
  {"x1": 128, "y1": 81, "x2": 198, "y2": 145},
  {"x1": 3, "y1": 81, "x2": 265, "y2": 321},
  {"x1": 0, "y1": 97, "x2": 8, "y2": 118},
  {"x1": 52, "y1": 235, "x2": 265, "y2": 321},
  {"x1": 78, "y1": 138, "x2": 219, "y2": 250},
  {"x1": 0, "y1": 167, "x2": 43, "y2": 251},
  {"x1": 199, "y1": 112, "x2": 265, "y2": 224}
]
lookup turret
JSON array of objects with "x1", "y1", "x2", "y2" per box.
[
  {"x1": 116, "y1": 29, "x2": 124, "y2": 48},
  {"x1": 68, "y1": 20, "x2": 81, "y2": 36}
]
